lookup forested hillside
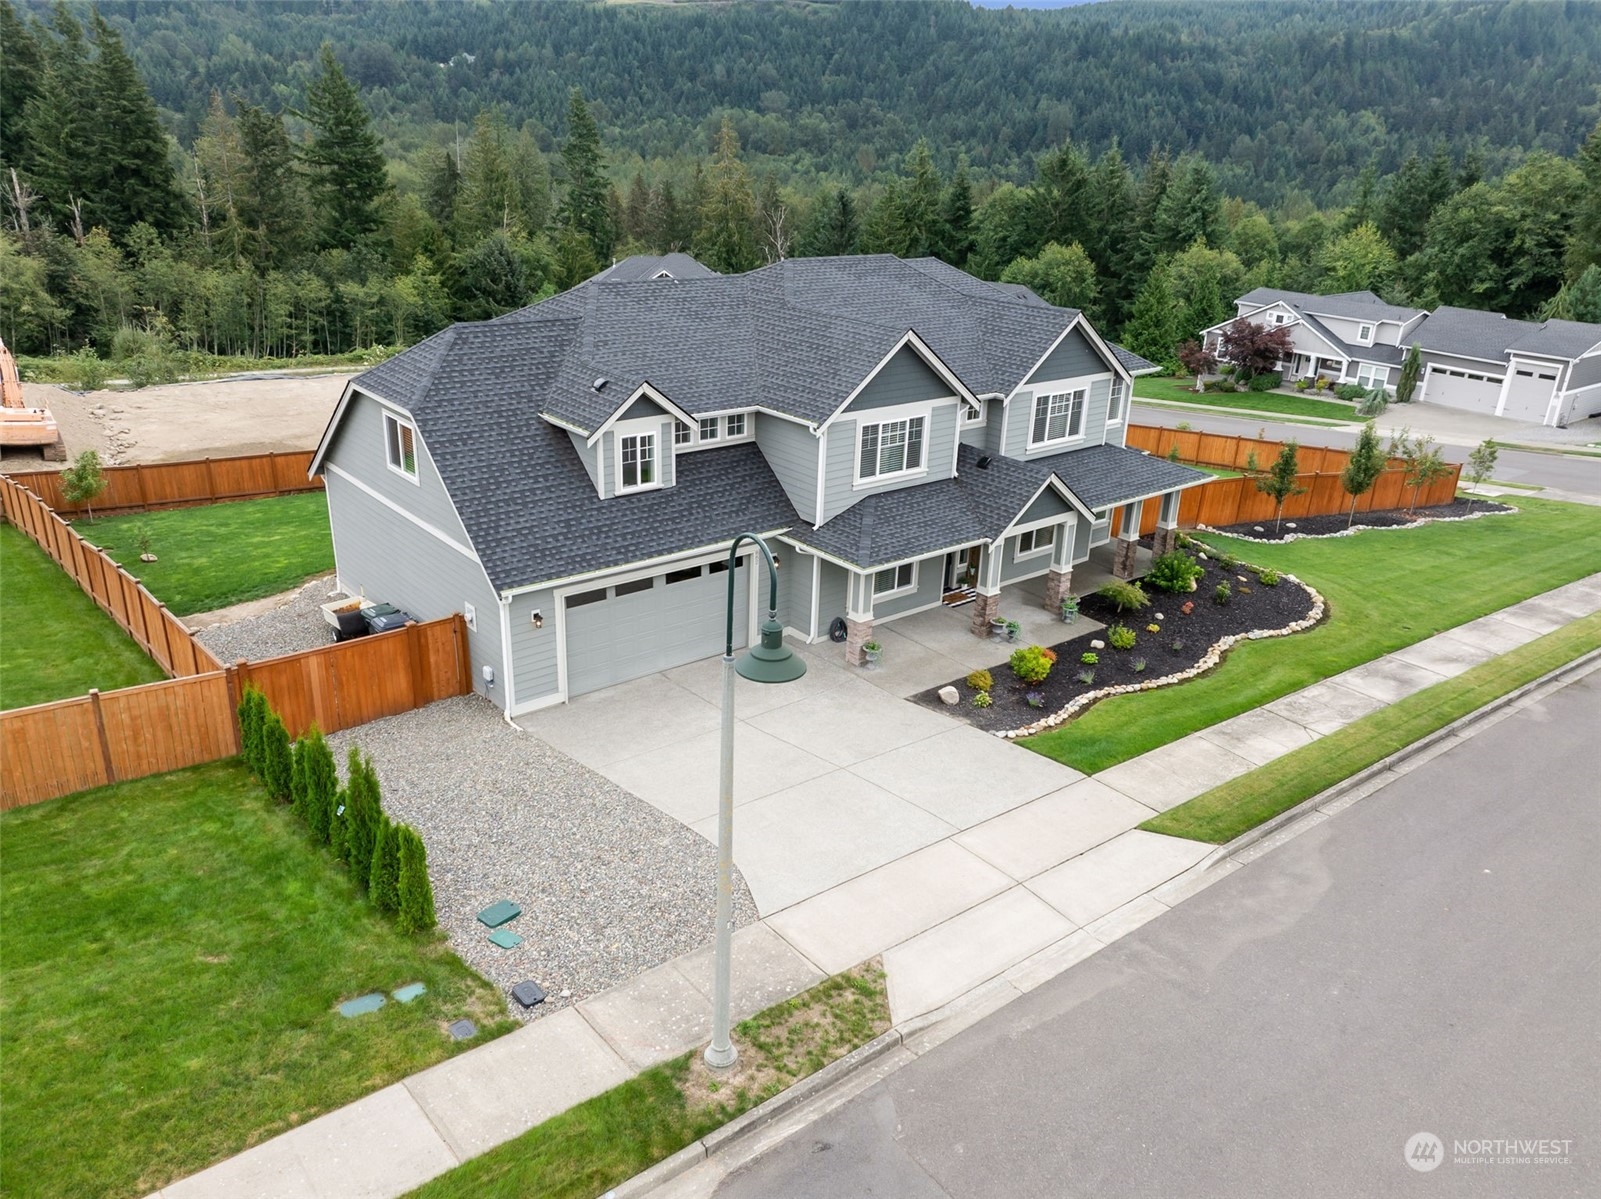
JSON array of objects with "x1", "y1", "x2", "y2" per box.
[{"x1": 2, "y1": 0, "x2": 1599, "y2": 382}]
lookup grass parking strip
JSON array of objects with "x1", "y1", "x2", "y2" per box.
[
  {"x1": 406, "y1": 963, "x2": 890, "y2": 1199},
  {"x1": 1141, "y1": 612, "x2": 1601, "y2": 844},
  {"x1": 1133, "y1": 375, "x2": 1359, "y2": 421}
]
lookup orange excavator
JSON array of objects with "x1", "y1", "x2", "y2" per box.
[{"x1": 0, "y1": 336, "x2": 65, "y2": 461}]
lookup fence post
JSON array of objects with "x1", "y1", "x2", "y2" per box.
[
  {"x1": 454, "y1": 613, "x2": 472, "y2": 695},
  {"x1": 404, "y1": 621, "x2": 429, "y2": 706},
  {"x1": 88, "y1": 689, "x2": 118, "y2": 785},
  {"x1": 223, "y1": 664, "x2": 244, "y2": 753},
  {"x1": 134, "y1": 463, "x2": 148, "y2": 512}
]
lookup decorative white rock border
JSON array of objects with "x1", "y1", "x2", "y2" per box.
[
  {"x1": 1195, "y1": 502, "x2": 1517, "y2": 545},
  {"x1": 997, "y1": 574, "x2": 1327, "y2": 739}
]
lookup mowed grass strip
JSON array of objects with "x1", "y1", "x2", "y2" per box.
[
  {"x1": 1133, "y1": 374, "x2": 1359, "y2": 421},
  {"x1": 0, "y1": 760, "x2": 513, "y2": 1199},
  {"x1": 1142, "y1": 612, "x2": 1601, "y2": 844},
  {"x1": 407, "y1": 964, "x2": 891, "y2": 1199},
  {"x1": 0, "y1": 523, "x2": 165, "y2": 709},
  {"x1": 1022, "y1": 497, "x2": 1601, "y2": 773},
  {"x1": 84, "y1": 491, "x2": 333, "y2": 616}
]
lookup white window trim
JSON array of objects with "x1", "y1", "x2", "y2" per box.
[
  {"x1": 1358, "y1": 323, "x2": 1374, "y2": 345},
  {"x1": 871, "y1": 561, "x2": 917, "y2": 600},
  {"x1": 698, "y1": 416, "x2": 721, "y2": 443},
  {"x1": 382, "y1": 409, "x2": 420, "y2": 485},
  {"x1": 963, "y1": 397, "x2": 988, "y2": 428},
  {"x1": 673, "y1": 420, "x2": 693, "y2": 447},
  {"x1": 613, "y1": 418, "x2": 663, "y2": 494},
  {"x1": 1014, "y1": 525, "x2": 1056, "y2": 560},
  {"x1": 853, "y1": 405, "x2": 932, "y2": 488},
  {"x1": 1027, "y1": 387, "x2": 1088, "y2": 449},
  {"x1": 1107, "y1": 378, "x2": 1127, "y2": 426},
  {"x1": 723, "y1": 412, "x2": 748, "y2": 438}
]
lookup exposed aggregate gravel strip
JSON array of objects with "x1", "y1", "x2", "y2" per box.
[
  {"x1": 327, "y1": 695, "x2": 760, "y2": 1022},
  {"x1": 192, "y1": 575, "x2": 345, "y2": 662}
]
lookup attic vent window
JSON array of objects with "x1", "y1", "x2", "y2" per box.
[{"x1": 592, "y1": 377, "x2": 608, "y2": 392}]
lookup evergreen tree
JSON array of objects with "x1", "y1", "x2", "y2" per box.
[
  {"x1": 696, "y1": 117, "x2": 759, "y2": 273},
  {"x1": 289, "y1": 737, "x2": 309, "y2": 811},
  {"x1": 1395, "y1": 343, "x2": 1422, "y2": 403},
  {"x1": 0, "y1": 2, "x2": 46, "y2": 179},
  {"x1": 508, "y1": 124, "x2": 552, "y2": 235},
  {"x1": 301, "y1": 44, "x2": 389, "y2": 250},
  {"x1": 369, "y1": 817, "x2": 401, "y2": 915},
  {"x1": 344, "y1": 750, "x2": 381, "y2": 893},
  {"x1": 798, "y1": 187, "x2": 860, "y2": 257},
  {"x1": 897, "y1": 139, "x2": 945, "y2": 259},
  {"x1": 1083, "y1": 144, "x2": 1136, "y2": 322},
  {"x1": 1340, "y1": 422, "x2": 1386, "y2": 527},
  {"x1": 935, "y1": 160, "x2": 974, "y2": 266},
  {"x1": 1565, "y1": 119, "x2": 1601, "y2": 278},
  {"x1": 87, "y1": 13, "x2": 188, "y2": 240},
  {"x1": 456, "y1": 107, "x2": 521, "y2": 240},
  {"x1": 1541, "y1": 263, "x2": 1601, "y2": 324},
  {"x1": 968, "y1": 183, "x2": 1036, "y2": 279},
  {"x1": 451, "y1": 232, "x2": 529, "y2": 320},
  {"x1": 422, "y1": 147, "x2": 460, "y2": 230},
  {"x1": 262, "y1": 711, "x2": 293, "y2": 802},
  {"x1": 1128, "y1": 146, "x2": 1174, "y2": 281},
  {"x1": 19, "y1": 4, "x2": 96, "y2": 236},
  {"x1": 1343, "y1": 163, "x2": 1379, "y2": 232},
  {"x1": 1031, "y1": 140, "x2": 1092, "y2": 253},
  {"x1": 396, "y1": 824, "x2": 437, "y2": 933},
  {"x1": 235, "y1": 100, "x2": 305, "y2": 269},
  {"x1": 299, "y1": 725, "x2": 337, "y2": 844},
  {"x1": 623, "y1": 170, "x2": 652, "y2": 245},
  {"x1": 237, "y1": 687, "x2": 266, "y2": 778},
  {"x1": 858, "y1": 181, "x2": 907, "y2": 256},
  {"x1": 1121, "y1": 260, "x2": 1187, "y2": 368},
  {"x1": 555, "y1": 88, "x2": 613, "y2": 262},
  {"x1": 1149, "y1": 155, "x2": 1221, "y2": 261},
  {"x1": 552, "y1": 220, "x2": 601, "y2": 290},
  {"x1": 656, "y1": 177, "x2": 690, "y2": 251}
]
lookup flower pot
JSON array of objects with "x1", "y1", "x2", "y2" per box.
[{"x1": 989, "y1": 618, "x2": 1008, "y2": 639}]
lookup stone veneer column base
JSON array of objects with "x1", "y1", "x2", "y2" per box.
[
  {"x1": 844, "y1": 616, "x2": 873, "y2": 667},
  {"x1": 969, "y1": 592, "x2": 1001, "y2": 637},
  {"x1": 1151, "y1": 525, "x2": 1180, "y2": 557},
  {"x1": 1111, "y1": 537, "x2": 1139, "y2": 579},
  {"x1": 1042, "y1": 568, "x2": 1073, "y2": 612}
]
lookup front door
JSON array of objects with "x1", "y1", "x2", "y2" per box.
[{"x1": 945, "y1": 547, "x2": 981, "y2": 590}]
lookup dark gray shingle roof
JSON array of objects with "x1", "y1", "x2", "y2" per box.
[
  {"x1": 1411, "y1": 307, "x2": 1539, "y2": 361},
  {"x1": 1032, "y1": 444, "x2": 1212, "y2": 512},
  {"x1": 595, "y1": 253, "x2": 719, "y2": 282},
  {"x1": 1506, "y1": 319, "x2": 1601, "y2": 360},
  {"x1": 1239, "y1": 287, "x2": 1426, "y2": 325}
]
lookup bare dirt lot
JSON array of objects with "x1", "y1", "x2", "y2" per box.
[{"x1": 3, "y1": 373, "x2": 356, "y2": 470}]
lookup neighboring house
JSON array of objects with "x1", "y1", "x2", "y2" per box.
[
  {"x1": 1205, "y1": 287, "x2": 1601, "y2": 427},
  {"x1": 309, "y1": 254, "x2": 1209, "y2": 714}
]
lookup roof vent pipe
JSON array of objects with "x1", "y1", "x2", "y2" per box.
[
  {"x1": 592, "y1": 378, "x2": 608, "y2": 392},
  {"x1": 976, "y1": 455, "x2": 992, "y2": 470}
]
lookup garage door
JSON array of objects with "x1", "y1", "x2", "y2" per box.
[
  {"x1": 1500, "y1": 368, "x2": 1557, "y2": 423},
  {"x1": 564, "y1": 558, "x2": 748, "y2": 696},
  {"x1": 1425, "y1": 366, "x2": 1503, "y2": 414}
]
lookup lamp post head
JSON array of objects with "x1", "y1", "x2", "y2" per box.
[{"x1": 735, "y1": 614, "x2": 806, "y2": 684}]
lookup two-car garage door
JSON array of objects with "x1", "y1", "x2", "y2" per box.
[
  {"x1": 564, "y1": 558, "x2": 748, "y2": 696},
  {"x1": 1424, "y1": 366, "x2": 1503, "y2": 414}
]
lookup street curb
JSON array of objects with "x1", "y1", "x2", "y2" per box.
[
  {"x1": 601, "y1": 1028, "x2": 905, "y2": 1199},
  {"x1": 1197, "y1": 645, "x2": 1601, "y2": 869}
]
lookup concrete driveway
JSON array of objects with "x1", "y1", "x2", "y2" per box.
[{"x1": 516, "y1": 639, "x2": 1111, "y2": 916}]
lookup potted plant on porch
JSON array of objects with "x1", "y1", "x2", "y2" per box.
[
  {"x1": 1060, "y1": 596, "x2": 1079, "y2": 623},
  {"x1": 989, "y1": 615, "x2": 1009, "y2": 640},
  {"x1": 861, "y1": 639, "x2": 883, "y2": 668},
  {"x1": 1005, "y1": 619, "x2": 1022, "y2": 643}
]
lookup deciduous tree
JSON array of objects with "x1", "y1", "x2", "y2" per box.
[
  {"x1": 1256, "y1": 440, "x2": 1307, "y2": 533},
  {"x1": 1217, "y1": 318, "x2": 1294, "y2": 381},
  {"x1": 1340, "y1": 421, "x2": 1386, "y2": 527}
]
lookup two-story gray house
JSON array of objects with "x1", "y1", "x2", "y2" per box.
[{"x1": 308, "y1": 255, "x2": 1208, "y2": 715}]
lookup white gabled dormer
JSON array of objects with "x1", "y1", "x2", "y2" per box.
[{"x1": 561, "y1": 382, "x2": 695, "y2": 499}]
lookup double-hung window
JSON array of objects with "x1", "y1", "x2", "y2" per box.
[
  {"x1": 858, "y1": 415, "x2": 925, "y2": 481},
  {"x1": 384, "y1": 411, "x2": 418, "y2": 480},
  {"x1": 873, "y1": 562, "x2": 915, "y2": 597},
  {"x1": 1107, "y1": 379, "x2": 1126, "y2": 425},
  {"x1": 618, "y1": 432, "x2": 657, "y2": 491},
  {"x1": 1030, "y1": 390, "x2": 1085, "y2": 446}
]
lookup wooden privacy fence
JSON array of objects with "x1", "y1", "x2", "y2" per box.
[
  {"x1": 1, "y1": 474, "x2": 222, "y2": 677},
  {"x1": 5, "y1": 449, "x2": 320, "y2": 517},
  {"x1": 1, "y1": 617, "x2": 472, "y2": 810}
]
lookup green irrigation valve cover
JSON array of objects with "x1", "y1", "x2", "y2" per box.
[
  {"x1": 477, "y1": 900, "x2": 522, "y2": 928},
  {"x1": 487, "y1": 928, "x2": 523, "y2": 949},
  {"x1": 338, "y1": 992, "x2": 385, "y2": 1018},
  {"x1": 392, "y1": 982, "x2": 426, "y2": 1003}
]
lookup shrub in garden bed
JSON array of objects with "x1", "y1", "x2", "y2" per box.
[{"x1": 1009, "y1": 645, "x2": 1054, "y2": 684}]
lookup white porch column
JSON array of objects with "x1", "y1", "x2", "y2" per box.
[
  {"x1": 1042, "y1": 517, "x2": 1075, "y2": 612},
  {"x1": 844, "y1": 569, "x2": 875, "y2": 666},
  {"x1": 1111, "y1": 499, "x2": 1143, "y2": 579},
  {"x1": 1151, "y1": 491, "x2": 1182, "y2": 557}
]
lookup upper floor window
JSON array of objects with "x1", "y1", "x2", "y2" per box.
[
  {"x1": 725, "y1": 412, "x2": 747, "y2": 437},
  {"x1": 858, "y1": 415, "x2": 925, "y2": 481},
  {"x1": 674, "y1": 421, "x2": 693, "y2": 446},
  {"x1": 383, "y1": 410, "x2": 418, "y2": 481},
  {"x1": 964, "y1": 399, "x2": 985, "y2": 424},
  {"x1": 1272, "y1": 312, "x2": 1287, "y2": 325},
  {"x1": 1108, "y1": 380, "x2": 1126, "y2": 425},
  {"x1": 1029, "y1": 390, "x2": 1085, "y2": 447},
  {"x1": 699, "y1": 417, "x2": 720, "y2": 442},
  {"x1": 618, "y1": 432, "x2": 658, "y2": 492},
  {"x1": 1358, "y1": 323, "x2": 1374, "y2": 343}
]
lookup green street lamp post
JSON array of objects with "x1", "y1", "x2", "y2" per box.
[{"x1": 705, "y1": 532, "x2": 806, "y2": 1070}]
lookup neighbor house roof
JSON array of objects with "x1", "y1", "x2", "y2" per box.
[
  {"x1": 1505, "y1": 319, "x2": 1601, "y2": 361},
  {"x1": 1237, "y1": 287, "x2": 1426, "y2": 325},
  {"x1": 1411, "y1": 307, "x2": 1542, "y2": 361},
  {"x1": 594, "y1": 252, "x2": 720, "y2": 282}
]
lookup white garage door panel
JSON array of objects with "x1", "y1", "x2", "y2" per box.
[
  {"x1": 1426, "y1": 366, "x2": 1503, "y2": 414},
  {"x1": 1501, "y1": 371, "x2": 1556, "y2": 423},
  {"x1": 565, "y1": 561, "x2": 748, "y2": 696}
]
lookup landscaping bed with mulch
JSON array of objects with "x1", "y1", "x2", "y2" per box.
[
  {"x1": 912, "y1": 550, "x2": 1320, "y2": 736},
  {"x1": 1206, "y1": 498, "x2": 1515, "y2": 542}
]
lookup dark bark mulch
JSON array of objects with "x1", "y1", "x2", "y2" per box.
[
  {"x1": 1210, "y1": 498, "x2": 1514, "y2": 542},
  {"x1": 911, "y1": 554, "x2": 1318, "y2": 734}
]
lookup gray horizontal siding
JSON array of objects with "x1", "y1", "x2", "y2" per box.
[
  {"x1": 324, "y1": 469, "x2": 504, "y2": 708},
  {"x1": 326, "y1": 388, "x2": 474, "y2": 544},
  {"x1": 507, "y1": 589, "x2": 560, "y2": 706},
  {"x1": 873, "y1": 553, "x2": 945, "y2": 620},
  {"x1": 1566, "y1": 355, "x2": 1601, "y2": 389},
  {"x1": 816, "y1": 560, "x2": 849, "y2": 636},
  {"x1": 567, "y1": 430, "x2": 602, "y2": 492},
  {"x1": 1018, "y1": 488, "x2": 1072, "y2": 526},
  {"x1": 999, "y1": 534, "x2": 1051, "y2": 583},
  {"x1": 755, "y1": 413, "x2": 821, "y2": 523},
  {"x1": 847, "y1": 346, "x2": 955, "y2": 412},
  {"x1": 1026, "y1": 326, "x2": 1106, "y2": 386},
  {"x1": 820, "y1": 401, "x2": 959, "y2": 523},
  {"x1": 599, "y1": 418, "x2": 677, "y2": 496},
  {"x1": 776, "y1": 544, "x2": 814, "y2": 634}
]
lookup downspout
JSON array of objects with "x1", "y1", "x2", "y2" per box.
[{"x1": 499, "y1": 594, "x2": 519, "y2": 729}]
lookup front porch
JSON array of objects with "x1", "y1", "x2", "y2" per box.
[{"x1": 839, "y1": 541, "x2": 1150, "y2": 699}]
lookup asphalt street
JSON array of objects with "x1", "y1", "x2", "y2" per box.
[
  {"x1": 714, "y1": 664, "x2": 1601, "y2": 1199},
  {"x1": 1132, "y1": 403, "x2": 1601, "y2": 498}
]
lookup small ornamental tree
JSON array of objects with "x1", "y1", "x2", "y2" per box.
[
  {"x1": 1340, "y1": 421, "x2": 1387, "y2": 528},
  {"x1": 396, "y1": 824, "x2": 437, "y2": 933},
  {"x1": 1217, "y1": 319, "x2": 1295, "y2": 382},
  {"x1": 237, "y1": 687, "x2": 267, "y2": 778},
  {"x1": 262, "y1": 711, "x2": 293, "y2": 802},
  {"x1": 1465, "y1": 439, "x2": 1498, "y2": 511},
  {"x1": 299, "y1": 725, "x2": 337, "y2": 844},
  {"x1": 1176, "y1": 339, "x2": 1216, "y2": 390},
  {"x1": 289, "y1": 736, "x2": 309, "y2": 811},
  {"x1": 1390, "y1": 428, "x2": 1451, "y2": 513},
  {"x1": 344, "y1": 749, "x2": 381, "y2": 893},
  {"x1": 60, "y1": 450, "x2": 107, "y2": 520},
  {"x1": 369, "y1": 817, "x2": 401, "y2": 915},
  {"x1": 1256, "y1": 440, "x2": 1307, "y2": 533},
  {"x1": 1395, "y1": 343, "x2": 1422, "y2": 404}
]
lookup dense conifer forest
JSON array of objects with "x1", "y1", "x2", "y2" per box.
[{"x1": 3, "y1": 0, "x2": 1599, "y2": 377}]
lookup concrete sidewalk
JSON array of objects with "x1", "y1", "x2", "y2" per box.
[{"x1": 149, "y1": 570, "x2": 1601, "y2": 1199}]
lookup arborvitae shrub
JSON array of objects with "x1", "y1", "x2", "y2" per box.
[
  {"x1": 396, "y1": 825, "x2": 436, "y2": 933},
  {"x1": 238, "y1": 688, "x2": 266, "y2": 777},
  {"x1": 289, "y1": 738, "x2": 309, "y2": 811},
  {"x1": 345, "y1": 751, "x2": 381, "y2": 894},
  {"x1": 369, "y1": 818, "x2": 401, "y2": 915},
  {"x1": 299, "y1": 725, "x2": 336, "y2": 844},
  {"x1": 262, "y1": 712, "x2": 293, "y2": 801}
]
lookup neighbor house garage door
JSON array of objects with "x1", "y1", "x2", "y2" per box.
[
  {"x1": 1500, "y1": 367, "x2": 1558, "y2": 423},
  {"x1": 1425, "y1": 366, "x2": 1503, "y2": 414},
  {"x1": 564, "y1": 558, "x2": 748, "y2": 696}
]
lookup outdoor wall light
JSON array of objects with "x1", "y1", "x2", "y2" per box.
[{"x1": 531, "y1": 610, "x2": 544, "y2": 629}]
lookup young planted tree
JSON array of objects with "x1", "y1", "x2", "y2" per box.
[
  {"x1": 1217, "y1": 318, "x2": 1295, "y2": 382},
  {"x1": 59, "y1": 450, "x2": 106, "y2": 520},
  {"x1": 299, "y1": 724, "x2": 337, "y2": 844},
  {"x1": 1256, "y1": 440, "x2": 1307, "y2": 533},
  {"x1": 261, "y1": 711, "x2": 293, "y2": 802},
  {"x1": 237, "y1": 686, "x2": 267, "y2": 778},
  {"x1": 1389, "y1": 428, "x2": 1451, "y2": 513},
  {"x1": 1340, "y1": 421, "x2": 1387, "y2": 527},
  {"x1": 289, "y1": 736, "x2": 309, "y2": 811},
  {"x1": 1176, "y1": 339, "x2": 1217, "y2": 390},
  {"x1": 1395, "y1": 343, "x2": 1422, "y2": 404},
  {"x1": 396, "y1": 825, "x2": 437, "y2": 933},
  {"x1": 1464, "y1": 438, "x2": 1499, "y2": 511},
  {"x1": 369, "y1": 817, "x2": 401, "y2": 915},
  {"x1": 343, "y1": 749, "x2": 382, "y2": 893}
]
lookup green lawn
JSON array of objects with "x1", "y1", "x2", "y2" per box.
[
  {"x1": 1142, "y1": 612, "x2": 1601, "y2": 843},
  {"x1": 0, "y1": 523, "x2": 165, "y2": 709},
  {"x1": 83, "y1": 492, "x2": 334, "y2": 616},
  {"x1": 1134, "y1": 374, "x2": 1359, "y2": 421},
  {"x1": 0, "y1": 761, "x2": 513, "y2": 1199},
  {"x1": 1023, "y1": 497, "x2": 1601, "y2": 773}
]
